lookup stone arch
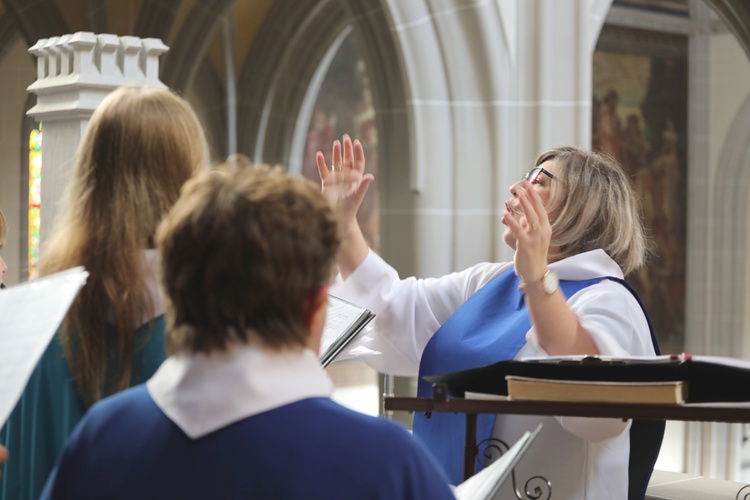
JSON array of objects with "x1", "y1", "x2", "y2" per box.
[
  {"x1": 707, "y1": 91, "x2": 750, "y2": 356},
  {"x1": 234, "y1": 0, "x2": 417, "y2": 269},
  {"x1": 0, "y1": 10, "x2": 22, "y2": 63},
  {"x1": 377, "y1": 0, "x2": 514, "y2": 272},
  {"x1": 704, "y1": 0, "x2": 750, "y2": 61},
  {"x1": 133, "y1": 0, "x2": 180, "y2": 40},
  {"x1": 1, "y1": 0, "x2": 68, "y2": 47},
  {"x1": 235, "y1": 0, "x2": 349, "y2": 163},
  {"x1": 160, "y1": 0, "x2": 235, "y2": 92},
  {"x1": 188, "y1": 59, "x2": 227, "y2": 160}
]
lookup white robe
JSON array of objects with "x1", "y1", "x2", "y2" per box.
[{"x1": 333, "y1": 248, "x2": 657, "y2": 499}]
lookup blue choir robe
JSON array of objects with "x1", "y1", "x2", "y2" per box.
[{"x1": 41, "y1": 347, "x2": 456, "y2": 500}]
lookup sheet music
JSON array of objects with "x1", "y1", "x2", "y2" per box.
[
  {"x1": 0, "y1": 267, "x2": 88, "y2": 427},
  {"x1": 454, "y1": 424, "x2": 543, "y2": 500},
  {"x1": 321, "y1": 295, "x2": 371, "y2": 358}
]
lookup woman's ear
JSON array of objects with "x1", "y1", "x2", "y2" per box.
[{"x1": 304, "y1": 285, "x2": 329, "y2": 354}]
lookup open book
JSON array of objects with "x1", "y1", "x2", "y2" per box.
[
  {"x1": 0, "y1": 267, "x2": 88, "y2": 427},
  {"x1": 320, "y1": 295, "x2": 375, "y2": 367},
  {"x1": 454, "y1": 424, "x2": 543, "y2": 500}
]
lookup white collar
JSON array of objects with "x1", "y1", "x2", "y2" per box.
[
  {"x1": 548, "y1": 249, "x2": 624, "y2": 281},
  {"x1": 142, "y1": 249, "x2": 165, "y2": 320},
  {"x1": 147, "y1": 344, "x2": 333, "y2": 438}
]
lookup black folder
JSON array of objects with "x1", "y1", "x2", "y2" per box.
[{"x1": 425, "y1": 354, "x2": 750, "y2": 404}]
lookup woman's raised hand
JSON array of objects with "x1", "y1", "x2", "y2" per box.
[
  {"x1": 316, "y1": 134, "x2": 374, "y2": 223},
  {"x1": 503, "y1": 179, "x2": 551, "y2": 284},
  {"x1": 316, "y1": 134, "x2": 374, "y2": 278}
]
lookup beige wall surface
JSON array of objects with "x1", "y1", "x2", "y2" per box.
[{"x1": 0, "y1": 36, "x2": 35, "y2": 286}]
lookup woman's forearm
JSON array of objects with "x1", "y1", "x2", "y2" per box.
[{"x1": 337, "y1": 217, "x2": 370, "y2": 279}]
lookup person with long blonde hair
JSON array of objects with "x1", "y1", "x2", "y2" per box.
[{"x1": 0, "y1": 85, "x2": 207, "y2": 500}]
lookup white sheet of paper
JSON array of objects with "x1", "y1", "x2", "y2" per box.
[
  {"x1": 321, "y1": 295, "x2": 368, "y2": 356},
  {"x1": 0, "y1": 267, "x2": 88, "y2": 427},
  {"x1": 454, "y1": 424, "x2": 543, "y2": 500}
]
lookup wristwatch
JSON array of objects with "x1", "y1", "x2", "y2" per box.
[{"x1": 518, "y1": 270, "x2": 559, "y2": 296}]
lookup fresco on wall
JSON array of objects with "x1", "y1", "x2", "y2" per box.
[
  {"x1": 593, "y1": 26, "x2": 688, "y2": 354},
  {"x1": 302, "y1": 33, "x2": 380, "y2": 252}
]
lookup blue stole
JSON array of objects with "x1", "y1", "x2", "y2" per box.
[
  {"x1": 414, "y1": 268, "x2": 603, "y2": 484},
  {"x1": 413, "y1": 269, "x2": 663, "y2": 497}
]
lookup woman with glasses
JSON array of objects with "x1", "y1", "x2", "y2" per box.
[{"x1": 317, "y1": 137, "x2": 659, "y2": 500}]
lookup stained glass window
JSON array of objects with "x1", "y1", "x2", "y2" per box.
[{"x1": 28, "y1": 123, "x2": 42, "y2": 279}]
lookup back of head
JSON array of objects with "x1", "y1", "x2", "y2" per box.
[
  {"x1": 41, "y1": 85, "x2": 208, "y2": 405},
  {"x1": 71, "y1": 85, "x2": 207, "y2": 246},
  {"x1": 157, "y1": 163, "x2": 341, "y2": 354},
  {"x1": 540, "y1": 145, "x2": 649, "y2": 275}
]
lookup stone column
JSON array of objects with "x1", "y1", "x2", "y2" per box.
[
  {"x1": 25, "y1": 32, "x2": 169, "y2": 250},
  {"x1": 381, "y1": 0, "x2": 610, "y2": 272}
]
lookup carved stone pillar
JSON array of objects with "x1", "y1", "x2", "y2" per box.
[{"x1": 25, "y1": 32, "x2": 168, "y2": 250}]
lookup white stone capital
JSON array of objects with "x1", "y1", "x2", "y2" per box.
[{"x1": 26, "y1": 32, "x2": 170, "y2": 123}]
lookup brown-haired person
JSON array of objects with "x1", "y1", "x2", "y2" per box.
[
  {"x1": 0, "y1": 86, "x2": 207, "y2": 500},
  {"x1": 319, "y1": 136, "x2": 662, "y2": 500},
  {"x1": 40, "y1": 164, "x2": 455, "y2": 500}
]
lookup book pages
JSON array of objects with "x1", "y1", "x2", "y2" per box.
[
  {"x1": 455, "y1": 424, "x2": 543, "y2": 500},
  {"x1": 321, "y1": 295, "x2": 375, "y2": 367}
]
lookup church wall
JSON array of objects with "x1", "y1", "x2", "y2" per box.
[
  {"x1": 708, "y1": 33, "x2": 750, "y2": 184},
  {"x1": 0, "y1": 36, "x2": 35, "y2": 287},
  {"x1": 707, "y1": 33, "x2": 750, "y2": 365}
]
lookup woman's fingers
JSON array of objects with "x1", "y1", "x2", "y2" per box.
[
  {"x1": 353, "y1": 138, "x2": 365, "y2": 173},
  {"x1": 331, "y1": 139, "x2": 342, "y2": 171},
  {"x1": 342, "y1": 134, "x2": 353, "y2": 170},
  {"x1": 525, "y1": 180, "x2": 549, "y2": 227},
  {"x1": 317, "y1": 135, "x2": 375, "y2": 218},
  {"x1": 517, "y1": 188, "x2": 539, "y2": 230},
  {"x1": 316, "y1": 151, "x2": 330, "y2": 181}
]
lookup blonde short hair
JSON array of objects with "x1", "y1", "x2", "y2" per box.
[{"x1": 540, "y1": 146, "x2": 649, "y2": 275}]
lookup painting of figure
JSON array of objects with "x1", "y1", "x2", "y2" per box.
[{"x1": 593, "y1": 26, "x2": 688, "y2": 354}]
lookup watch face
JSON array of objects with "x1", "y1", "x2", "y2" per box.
[{"x1": 543, "y1": 271, "x2": 559, "y2": 294}]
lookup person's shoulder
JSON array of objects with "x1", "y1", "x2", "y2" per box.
[
  {"x1": 458, "y1": 260, "x2": 513, "y2": 291},
  {"x1": 321, "y1": 400, "x2": 422, "y2": 447},
  {"x1": 86, "y1": 384, "x2": 153, "y2": 421},
  {"x1": 299, "y1": 398, "x2": 410, "y2": 435}
]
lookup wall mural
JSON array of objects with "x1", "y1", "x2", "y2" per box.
[{"x1": 593, "y1": 24, "x2": 688, "y2": 354}]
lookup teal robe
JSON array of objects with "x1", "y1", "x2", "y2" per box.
[{"x1": 0, "y1": 316, "x2": 167, "y2": 500}]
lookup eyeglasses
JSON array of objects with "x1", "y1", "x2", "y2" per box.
[{"x1": 523, "y1": 167, "x2": 555, "y2": 184}]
